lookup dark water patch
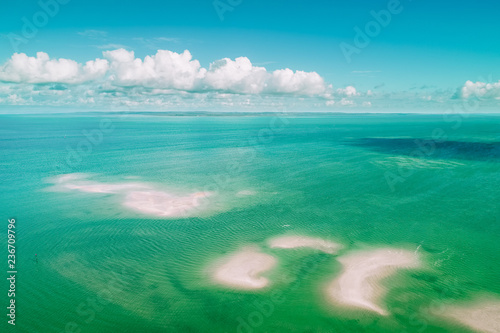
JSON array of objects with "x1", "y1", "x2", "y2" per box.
[
  {"x1": 287, "y1": 253, "x2": 331, "y2": 280},
  {"x1": 432, "y1": 285, "x2": 466, "y2": 299},
  {"x1": 411, "y1": 273, "x2": 439, "y2": 283},
  {"x1": 347, "y1": 138, "x2": 500, "y2": 161},
  {"x1": 421, "y1": 244, "x2": 448, "y2": 254},
  {"x1": 163, "y1": 266, "x2": 197, "y2": 296},
  {"x1": 162, "y1": 262, "x2": 247, "y2": 328}
]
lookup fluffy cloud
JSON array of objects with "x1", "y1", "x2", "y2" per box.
[
  {"x1": 336, "y1": 85, "x2": 359, "y2": 97},
  {"x1": 460, "y1": 80, "x2": 500, "y2": 99},
  {"x1": 7, "y1": 94, "x2": 28, "y2": 104},
  {"x1": 203, "y1": 57, "x2": 326, "y2": 95},
  {"x1": 339, "y1": 98, "x2": 354, "y2": 106},
  {"x1": 103, "y1": 49, "x2": 205, "y2": 90},
  {"x1": 269, "y1": 69, "x2": 325, "y2": 95},
  {"x1": 204, "y1": 57, "x2": 267, "y2": 94},
  {"x1": 0, "y1": 49, "x2": 368, "y2": 110},
  {"x1": 0, "y1": 49, "x2": 328, "y2": 97},
  {"x1": 0, "y1": 52, "x2": 108, "y2": 84}
]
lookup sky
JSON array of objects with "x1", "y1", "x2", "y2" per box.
[{"x1": 0, "y1": 0, "x2": 499, "y2": 113}]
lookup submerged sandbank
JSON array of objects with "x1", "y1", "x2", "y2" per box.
[
  {"x1": 64, "y1": 182, "x2": 147, "y2": 193},
  {"x1": 47, "y1": 173, "x2": 212, "y2": 218},
  {"x1": 124, "y1": 190, "x2": 211, "y2": 217},
  {"x1": 211, "y1": 247, "x2": 277, "y2": 290},
  {"x1": 326, "y1": 248, "x2": 420, "y2": 315},
  {"x1": 49, "y1": 173, "x2": 146, "y2": 193},
  {"x1": 268, "y1": 235, "x2": 343, "y2": 254},
  {"x1": 440, "y1": 299, "x2": 500, "y2": 333}
]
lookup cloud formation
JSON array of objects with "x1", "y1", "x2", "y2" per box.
[
  {"x1": 0, "y1": 49, "x2": 380, "y2": 110},
  {"x1": 204, "y1": 57, "x2": 266, "y2": 93},
  {"x1": 270, "y1": 68, "x2": 325, "y2": 95},
  {"x1": 0, "y1": 52, "x2": 108, "y2": 84},
  {"x1": 336, "y1": 85, "x2": 359, "y2": 97},
  {"x1": 0, "y1": 49, "x2": 327, "y2": 97},
  {"x1": 460, "y1": 80, "x2": 500, "y2": 99},
  {"x1": 103, "y1": 49, "x2": 205, "y2": 90}
]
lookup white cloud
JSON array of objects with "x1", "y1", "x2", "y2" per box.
[
  {"x1": 96, "y1": 44, "x2": 129, "y2": 50},
  {"x1": 204, "y1": 57, "x2": 326, "y2": 95},
  {"x1": 204, "y1": 57, "x2": 267, "y2": 93},
  {"x1": 103, "y1": 49, "x2": 205, "y2": 90},
  {"x1": 339, "y1": 98, "x2": 354, "y2": 106},
  {"x1": 336, "y1": 86, "x2": 359, "y2": 97},
  {"x1": 460, "y1": 80, "x2": 500, "y2": 99},
  {"x1": 0, "y1": 49, "x2": 333, "y2": 109},
  {"x1": 269, "y1": 69, "x2": 326, "y2": 95},
  {"x1": 100, "y1": 49, "x2": 327, "y2": 95},
  {"x1": 0, "y1": 52, "x2": 108, "y2": 84},
  {"x1": 7, "y1": 94, "x2": 30, "y2": 105}
]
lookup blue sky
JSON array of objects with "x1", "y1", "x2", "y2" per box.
[{"x1": 0, "y1": 0, "x2": 499, "y2": 112}]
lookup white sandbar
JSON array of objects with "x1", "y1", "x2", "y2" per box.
[
  {"x1": 51, "y1": 173, "x2": 147, "y2": 193},
  {"x1": 326, "y1": 248, "x2": 420, "y2": 315},
  {"x1": 124, "y1": 190, "x2": 211, "y2": 217},
  {"x1": 48, "y1": 173, "x2": 212, "y2": 218},
  {"x1": 53, "y1": 173, "x2": 89, "y2": 183},
  {"x1": 64, "y1": 182, "x2": 147, "y2": 193},
  {"x1": 440, "y1": 299, "x2": 500, "y2": 333},
  {"x1": 268, "y1": 235, "x2": 343, "y2": 254},
  {"x1": 211, "y1": 247, "x2": 277, "y2": 290}
]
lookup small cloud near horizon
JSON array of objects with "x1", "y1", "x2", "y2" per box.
[
  {"x1": 77, "y1": 30, "x2": 108, "y2": 39},
  {"x1": 95, "y1": 44, "x2": 129, "y2": 50}
]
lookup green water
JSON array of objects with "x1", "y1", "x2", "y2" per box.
[{"x1": 1, "y1": 114, "x2": 499, "y2": 333}]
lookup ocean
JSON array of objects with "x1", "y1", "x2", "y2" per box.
[{"x1": 1, "y1": 113, "x2": 499, "y2": 333}]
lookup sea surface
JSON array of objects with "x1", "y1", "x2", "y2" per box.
[{"x1": 1, "y1": 113, "x2": 499, "y2": 333}]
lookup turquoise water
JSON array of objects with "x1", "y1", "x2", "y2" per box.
[{"x1": 1, "y1": 114, "x2": 499, "y2": 333}]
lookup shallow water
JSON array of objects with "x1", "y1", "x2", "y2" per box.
[{"x1": 1, "y1": 114, "x2": 499, "y2": 332}]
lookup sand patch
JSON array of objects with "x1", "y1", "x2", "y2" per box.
[
  {"x1": 48, "y1": 173, "x2": 146, "y2": 193},
  {"x1": 64, "y1": 182, "x2": 147, "y2": 194},
  {"x1": 46, "y1": 173, "x2": 213, "y2": 218},
  {"x1": 268, "y1": 235, "x2": 342, "y2": 254},
  {"x1": 124, "y1": 190, "x2": 212, "y2": 217},
  {"x1": 326, "y1": 248, "x2": 420, "y2": 315},
  {"x1": 236, "y1": 190, "x2": 256, "y2": 196},
  {"x1": 211, "y1": 246, "x2": 277, "y2": 290},
  {"x1": 439, "y1": 299, "x2": 500, "y2": 333},
  {"x1": 53, "y1": 173, "x2": 89, "y2": 183}
]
